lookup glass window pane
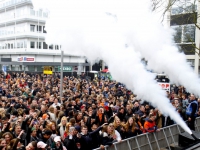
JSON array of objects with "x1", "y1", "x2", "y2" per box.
[{"x1": 30, "y1": 41, "x2": 35, "y2": 48}]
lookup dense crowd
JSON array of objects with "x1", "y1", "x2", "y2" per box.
[{"x1": 0, "y1": 72, "x2": 197, "y2": 150}]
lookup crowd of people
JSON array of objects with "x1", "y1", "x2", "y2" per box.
[{"x1": 0, "y1": 72, "x2": 197, "y2": 150}]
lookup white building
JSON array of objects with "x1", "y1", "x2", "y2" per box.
[
  {"x1": 0, "y1": 0, "x2": 88, "y2": 73},
  {"x1": 168, "y1": 0, "x2": 200, "y2": 75}
]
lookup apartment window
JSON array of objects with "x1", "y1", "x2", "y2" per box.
[
  {"x1": 17, "y1": 42, "x2": 20, "y2": 48},
  {"x1": 11, "y1": 43, "x2": 13, "y2": 49},
  {"x1": 49, "y1": 45, "x2": 53, "y2": 50},
  {"x1": 30, "y1": 41, "x2": 35, "y2": 48},
  {"x1": 43, "y1": 26, "x2": 47, "y2": 33},
  {"x1": 55, "y1": 45, "x2": 59, "y2": 50},
  {"x1": 20, "y1": 41, "x2": 23, "y2": 48},
  {"x1": 37, "y1": 25, "x2": 42, "y2": 32},
  {"x1": 24, "y1": 41, "x2": 27, "y2": 48},
  {"x1": 30, "y1": 25, "x2": 35, "y2": 32},
  {"x1": 8, "y1": 43, "x2": 10, "y2": 49},
  {"x1": 43, "y1": 42, "x2": 48, "y2": 49},
  {"x1": 37, "y1": 42, "x2": 41, "y2": 49}
]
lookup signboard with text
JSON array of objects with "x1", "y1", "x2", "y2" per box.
[
  {"x1": 158, "y1": 83, "x2": 170, "y2": 92},
  {"x1": 58, "y1": 66, "x2": 72, "y2": 72},
  {"x1": 17, "y1": 56, "x2": 35, "y2": 62}
]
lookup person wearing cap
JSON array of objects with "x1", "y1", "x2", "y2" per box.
[
  {"x1": 37, "y1": 141, "x2": 47, "y2": 150},
  {"x1": 41, "y1": 128, "x2": 52, "y2": 148},
  {"x1": 52, "y1": 136, "x2": 67, "y2": 150}
]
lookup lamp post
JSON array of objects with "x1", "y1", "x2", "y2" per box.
[{"x1": 60, "y1": 50, "x2": 64, "y2": 103}]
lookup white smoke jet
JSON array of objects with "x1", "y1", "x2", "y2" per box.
[{"x1": 32, "y1": 0, "x2": 192, "y2": 134}]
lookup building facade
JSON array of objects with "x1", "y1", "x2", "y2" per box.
[
  {"x1": 169, "y1": 0, "x2": 200, "y2": 75},
  {"x1": 0, "y1": 0, "x2": 89, "y2": 73}
]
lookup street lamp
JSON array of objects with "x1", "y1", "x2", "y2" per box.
[{"x1": 60, "y1": 50, "x2": 64, "y2": 103}]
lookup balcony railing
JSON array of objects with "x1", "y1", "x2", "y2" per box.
[
  {"x1": 0, "y1": 31, "x2": 46, "y2": 39},
  {"x1": 0, "y1": 0, "x2": 32, "y2": 10}
]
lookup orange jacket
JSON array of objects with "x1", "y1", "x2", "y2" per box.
[{"x1": 144, "y1": 119, "x2": 157, "y2": 133}]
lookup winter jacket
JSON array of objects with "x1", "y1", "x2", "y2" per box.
[{"x1": 144, "y1": 118, "x2": 157, "y2": 133}]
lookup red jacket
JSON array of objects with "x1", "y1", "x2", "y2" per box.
[{"x1": 144, "y1": 118, "x2": 156, "y2": 133}]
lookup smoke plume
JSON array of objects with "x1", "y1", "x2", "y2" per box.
[{"x1": 32, "y1": 0, "x2": 192, "y2": 134}]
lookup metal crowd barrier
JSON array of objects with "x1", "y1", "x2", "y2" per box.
[{"x1": 94, "y1": 117, "x2": 200, "y2": 150}]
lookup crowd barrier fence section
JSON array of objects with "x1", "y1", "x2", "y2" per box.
[{"x1": 94, "y1": 117, "x2": 200, "y2": 150}]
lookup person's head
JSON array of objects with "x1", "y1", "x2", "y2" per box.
[
  {"x1": 0, "y1": 138, "x2": 7, "y2": 147},
  {"x1": 36, "y1": 141, "x2": 47, "y2": 150},
  {"x1": 42, "y1": 129, "x2": 52, "y2": 139},
  {"x1": 119, "y1": 107, "x2": 124, "y2": 114},
  {"x1": 174, "y1": 99, "x2": 179, "y2": 105},
  {"x1": 60, "y1": 116, "x2": 67, "y2": 125},
  {"x1": 26, "y1": 141, "x2": 37, "y2": 150},
  {"x1": 2, "y1": 132, "x2": 13, "y2": 143},
  {"x1": 114, "y1": 116, "x2": 121, "y2": 126},
  {"x1": 91, "y1": 123, "x2": 98, "y2": 131},
  {"x1": 134, "y1": 101, "x2": 139, "y2": 107},
  {"x1": 190, "y1": 94, "x2": 195, "y2": 101},
  {"x1": 128, "y1": 117, "x2": 134, "y2": 125},
  {"x1": 77, "y1": 112, "x2": 83, "y2": 120},
  {"x1": 31, "y1": 128, "x2": 37, "y2": 137},
  {"x1": 41, "y1": 105, "x2": 46, "y2": 112},
  {"x1": 14, "y1": 125, "x2": 21, "y2": 135},
  {"x1": 149, "y1": 114, "x2": 156, "y2": 121},
  {"x1": 54, "y1": 98, "x2": 59, "y2": 104},
  {"x1": 32, "y1": 111, "x2": 38, "y2": 119},
  {"x1": 32, "y1": 100, "x2": 37, "y2": 106},
  {"x1": 81, "y1": 125, "x2": 88, "y2": 135},
  {"x1": 54, "y1": 136, "x2": 62, "y2": 147},
  {"x1": 182, "y1": 95, "x2": 186, "y2": 100},
  {"x1": 107, "y1": 123, "x2": 114, "y2": 134},
  {"x1": 140, "y1": 105, "x2": 145, "y2": 112},
  {"x1": 145, "y1": 104, "x2": 150, "y2": 110},
  {"x1": 68, "y1": 126, "x2": 75, "y2": 136}
]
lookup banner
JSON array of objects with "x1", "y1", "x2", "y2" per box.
[
  {"x1": 158, "y1": 83, "x2": 170, "y2": 92},
  {"x1": 43, "y1": 66, "x2": 53, "y2": 74},
  {"x1": 17, "y1": 56, "x2": 35, "y2": 62}
]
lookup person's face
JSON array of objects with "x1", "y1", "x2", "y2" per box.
[
  {"x1": 126, "y1": 104, "x2": 130, "y2": 110},
  {"x1": 140, "y1": 106, "x2": 145, "y2": 112},
  {"x1": 31, "y1": 130, "x2": 37, "y2": 137},
  {"x1": 81, "y1": 127, "x2": 88, "y2": 135},
  {"x1": 32, "y1": 100, "x2": 37, "y2": 106},
  {"x1": 134, "y1": 102, "x2": 139, "y2": 107},
  {"x1": 77, "y1": 113, "x2": 82, "y2": 119},
  {"x1": 32, "y1": 112, "x2": 37, "y2": 119},
  {"x1": 107, "y1": 125, "x2": 113, "y2": 133},
  {"x1": 120, "y1": 108, "x2": 124, "y2": 113},
  {"x1": 175, "y1": 100, "x2": 179, "y2": 104},
  {"x1": 145, "y1": 105, "x2": 149, "y2": 110},
  {"x1": 54, "y1": 99, "x2": 58, "y2": 103},
  {"x1": 26, "y1": 143, "x2": 35, "y2": 150},
  {"x1": 91, "y1": 124, "x2": 98, "y2": 131},
  {"x1": 43, "y1": 134, "x2": 50, "y2": 139},
  {"x1": 15, "y1": 126, "x2": 21, "y2": 134},
  {"x1": 4, "y1": 134, "x2": 11, "y2": 142},
  {"x1": 150, "y1": 116, "x2": 156, "y2": 121},
  {"x1": 51, "y1": 125, "x2": 56, "y2": 130},
  {"x1": 0, "y1": 140, "x2": 6, "y2": 147},
  {"x1": 116, "y1": 118, "x2": 120, "y2": 124},
  {"x1": 61, "y1": 119, "x2": 67, "y2": 125},
  {"x1": 190, "y1": 95, "x2": 195, "y2": 100},
  {"x1": 128, "y1": 118, "x2": 133, "y2": 124}
]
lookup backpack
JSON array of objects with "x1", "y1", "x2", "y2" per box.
[{"x1": 186, "y1": 101, "x2": 198, "y2": 116}]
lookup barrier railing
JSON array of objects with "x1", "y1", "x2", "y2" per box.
[{"x1": 94, "y1": 117, "x2": 200, "y2": 150}]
